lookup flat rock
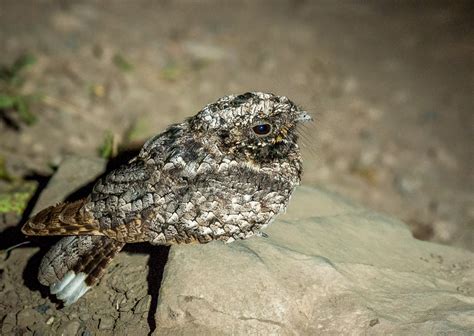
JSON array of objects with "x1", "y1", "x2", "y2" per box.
[
  {"x1": 12, "y1": 156, "x2": 474, "y2": 335},
  {"x1": 155, "y1": 189, "x2": 474, "y2": 334}
]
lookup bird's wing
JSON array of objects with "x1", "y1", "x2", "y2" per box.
[
  {"x1": 22, "y1": 198, "x2": 101, "y2": 237},
  {"x1": 86, "y1": 158, "x2": 156, "y2": 242},
  {"x1": 87, "y1": 125, "x2": 207, "y2": 243},
  {"x1": 24, "y1": 123, "x2": 215, "y2": 244},
  {"x1": 21, "y1": 158, "x2": 155, "y2": 241},
  {"x1": 22, "y1": 124, "x2": 182, "y2": 240}
]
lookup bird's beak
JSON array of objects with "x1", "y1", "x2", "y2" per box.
[{"x1": 295, "y1": 111, "x2": 312, "y2": 123}]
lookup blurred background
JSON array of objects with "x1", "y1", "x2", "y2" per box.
[{"x1": 0, "y1": 0, "x2": 472, "y2": 250}]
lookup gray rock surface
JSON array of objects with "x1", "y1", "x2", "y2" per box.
[
  {"x1": 5, "y1": 156, "x2": 473, "y2": 335},
  {"x1": 155, "y1": 186, "x2": 474, "y2": 335}
]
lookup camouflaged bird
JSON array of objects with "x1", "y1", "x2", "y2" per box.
[{"x1": 22, "y1": 92, "x2": 312, "y2": 305}]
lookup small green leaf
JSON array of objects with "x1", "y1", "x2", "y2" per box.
[
  {"x1": 98, "y1": 131, "x2": 116, "y2": 159},
  {"x1": 15, "y1": 97, "x2": 37, "y2": 125},
  {"x1": 0, "y1": 94, "x2": 15, "y2": 108},
  {"x1": 0, "y1": 181, "x2": 38, "y2": 214},
  {"x1": 113, "y1": 54, "x2": 133, "y2": 72},
  {"x1": 0, "y1": 53, "x2": 40, "y2": 126},
  {"x1": 12, "y1": 54, "x2": 37, "y2": 74}
]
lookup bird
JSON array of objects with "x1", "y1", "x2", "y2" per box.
[{"x1": 22, "y1": 91, "x2": 312, "y2": 306}]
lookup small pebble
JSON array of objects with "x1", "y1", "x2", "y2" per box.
[
  {"x1": 79, "y1": 313, "x2": 91, "y2": 321},
  {"x1": 17, "y1": 308, "x2": 42, "y2": 329},
  {"x1": 34, "y1": 303, "x2": 50, "y2": 314},
  {"x1": 99, "y1": 317, "x2": 115, "y2": 330},
  {"x1": 369, "y1": 318, "x2": 379, "y2": 327},
  {"x1": 133, "y1": 295, "x2": 151, "y2": 315},
  {"x1": 59, "y1": 320, "x2": 81, "y2": 336},
  {"x1": 1, "y1": 312, "x2": 16, "y2": 333}
]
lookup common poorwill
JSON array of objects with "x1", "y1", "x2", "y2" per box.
[{"x1": 22, "y1": 92, "x2": 312, "y2": 305}]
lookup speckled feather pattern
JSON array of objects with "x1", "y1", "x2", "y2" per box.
[
  {"x1": 85, "y1": 92, "x2": 306, "y2": 244},
  {"x1": 22, "y1": 92, "x2": 311, "y2": 302}
]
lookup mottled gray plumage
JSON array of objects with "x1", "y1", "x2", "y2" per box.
[{"x1": 22, "y1": 92, "x2": 311, "y2": 305}]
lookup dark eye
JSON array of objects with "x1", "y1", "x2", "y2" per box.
[{"x1": 252, "y1": 123, "x2": 272, "y2": 136}]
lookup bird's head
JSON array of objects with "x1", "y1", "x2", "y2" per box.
[{"x1": 191, "y1": 92, "x2": 312, "y2": 162}]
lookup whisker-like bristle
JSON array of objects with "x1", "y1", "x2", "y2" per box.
[{"x1": 296, "y1": 121, "x2": 318, "y2": 157}]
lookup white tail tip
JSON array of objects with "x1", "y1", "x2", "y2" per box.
[{"x1": 50, "y1": 270, "x2": 90, "y2": 306}]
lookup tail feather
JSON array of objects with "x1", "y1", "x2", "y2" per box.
[
  {"x1": 22, "y1": 199, "x2": 102, "y2": 237},
  {"x1": 39, "y1": 236, "x2": 124, "y2": 306}
]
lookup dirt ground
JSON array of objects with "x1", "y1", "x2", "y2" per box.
[{"x1": 0, "y1": 0, "x2": 472, "y2": 334}]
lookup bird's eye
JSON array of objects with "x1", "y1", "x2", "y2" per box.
[{"x1": 252, "y1": 123, "x2": 272, "y2": 136}]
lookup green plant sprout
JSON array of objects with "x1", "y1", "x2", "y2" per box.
[{"x1": 0, "y1": 54, "x2": 39, "y2": 125}]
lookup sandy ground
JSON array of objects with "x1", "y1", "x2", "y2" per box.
[{"x1": 0, "y1": 1, "x2": 473, "y2": 334}]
